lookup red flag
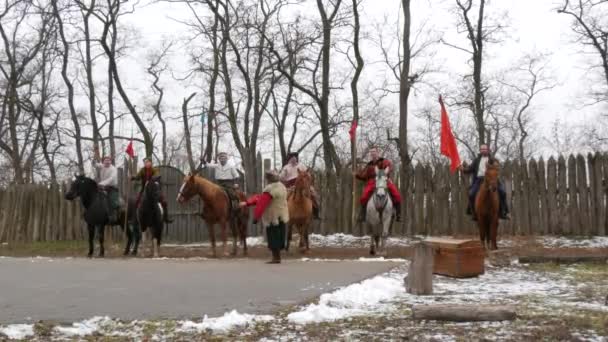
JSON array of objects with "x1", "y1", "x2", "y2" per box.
[
  {"x1": 125, "y1": 141, "x2": 135, "y2": 159},
  {"x1": 439, "y1": 96, "x2": 461, "y2": 173},
  {"x1": 349, "y1": 119, "x2": 358, "y2": 141}
]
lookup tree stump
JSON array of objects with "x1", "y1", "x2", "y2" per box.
[
  {"x1": 412, "y1": 304, "x2": 517, "y2": 322},
  {"x1": 405, "y1": 242, "x2": 434, "y2": 295}
]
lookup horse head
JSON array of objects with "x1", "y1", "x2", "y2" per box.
[
  {"x1": 143, "y1": 176, "x2": 162, "y2": 203},
  {"x1": 295, "y1": 169, "x2": 312, "y2": 190},
  {"x1": 373, "y1": 167, "x2": 389, "y2": 209},
  {"x1": 484, "y1": 161, "x2": 500, "y2": 193},
  {"x1": 177, "y1": 173, "x2": 198, "y2": 204},
  {"x1": 65, "y1": 174, "x2": 97, "y2": 201}
]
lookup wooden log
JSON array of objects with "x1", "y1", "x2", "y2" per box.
[
  {"x1": 567, "y1": 155, "x2": 578, "y2": 235},
  {"x1": 405, "y1": 242, "x2": 434, "y2": 295},
  {"x1": 546, "y1": 157, "x2": 558, "y2": 234},
  {"x1": 519, "y1": 255, "x2": 608, "y2": 264},
  {"x1": 412, "y1": 304, "x2": 517, "y2": 322},
  {"x1": 528, "y1": 159, "x2": 540, "y2": 235},
  {"x1": 577, "y1": 154, "x2": 590, "y2": 235},
  {"x1": 557, "y1": 155, "x2": 568, "y2": 234},
  {"x1": 414, "y1": 164, "x2": 425, "y2": 235},
  {"x1": 502, "y1": 160, "x2": 514, "y2": 235},
  {"x1": 537, "y1": 158, "x2": 548, "y2": 235}
]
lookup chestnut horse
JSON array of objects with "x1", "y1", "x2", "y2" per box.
[
  {"x1": 177, "y1": 173, "x2": 249, "y2": 257},
  {"x1": 475, "y1": 161, "x2": 500, "y2": 250},
  {"x1": 286, "y1": 170, "x2": 314, "y2": 253}
]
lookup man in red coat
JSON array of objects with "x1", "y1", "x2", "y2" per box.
[{"x1": 355, "y1": 147, "x2": 402, "y2": 222}]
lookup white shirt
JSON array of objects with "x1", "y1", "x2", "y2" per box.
[
  {"x1": 95, "y1": 163, "x2": 118, "y2": 187},
  {"x1": 205, "y1": 162, "x2": 240, "y2": 180},
  {"x1": 279, "y1": 163, "x2": 307, "y2": 182},
  {"x1": 477, "y1": 156, "x2": 489, "y2": 178}
]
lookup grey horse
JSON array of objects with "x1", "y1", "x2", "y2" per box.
[{"x1": 365, "y1": 167, "x2": 394, "y2": 256}]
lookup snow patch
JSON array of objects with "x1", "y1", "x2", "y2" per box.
[
  {"x1": 178, "y1": 310, "x2": 274, "y2": 333},
  {"x1": 0, "y1": 324, "x2": 34, "y2": 340},
  {"x1": 539, "y1": 236, "x2": 608, "y2": 249},
  {"x1": 287, "y1": 270, "x2": 403, "y2": 324},
  {"x1": 54, "y1": 316, "x2": 113, "y2": 337}
]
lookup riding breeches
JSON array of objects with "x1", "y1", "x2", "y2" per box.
[{"x1": 360, "y1": 179, "x2": 402, "y2": 205}]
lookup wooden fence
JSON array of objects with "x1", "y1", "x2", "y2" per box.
[{"x1": 1, "y1": 152, "x2": 607, "y2": 244}]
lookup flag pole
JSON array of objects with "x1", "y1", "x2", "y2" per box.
[{"x1": 123, "y1": 129, "x2": 133, "y2": 232}]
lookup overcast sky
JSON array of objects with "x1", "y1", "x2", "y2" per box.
[{"x1": 105, "y1": 0, "x2": 604, "y2": 163}]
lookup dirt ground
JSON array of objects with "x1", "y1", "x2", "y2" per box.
[{"x1": 1, "y1": 235, "x2": 607, "y2": 260}]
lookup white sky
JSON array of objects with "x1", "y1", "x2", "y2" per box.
[{"x1": 103, "y1": 0, "x2": 605, "y2": 164}]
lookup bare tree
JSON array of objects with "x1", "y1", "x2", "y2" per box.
[
  {"x1": 0, "y1": 0, "x2": 58, "y2": 182},
  {"x1": 181, "y1": 92, "x2": 197, "y2": 172},
  {"x1": 146, "y1": 41, "x2": 174, "y2": 164},
  {"x1": 443, "y1": 0, "x2": 506, "y2": 147},
  {"x1": 558, "y1": 0, "x2": 608, "y2": 102},
  {"x1": 95, "y1": 0, "x2": 154, "y2": 157}
]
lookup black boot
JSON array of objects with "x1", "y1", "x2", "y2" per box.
[
  {"x1": 357, "y1": 205, "x2": 366, "y2": 223},
  {"x1": 313, "y1": 206, "x2": 321, "y2": 220},
  {"x1": 267, "y1": 249, "x2": 281, "y2": 264},
  {"x1": 499, "y1": 203, "x2": 510, "y2": 220},
  {"x1": 394, "y1": 202, "x2": 401, "y2": 222},
  {"x1": 161, "y1": 202, "x2": 173, "y2": 223}
]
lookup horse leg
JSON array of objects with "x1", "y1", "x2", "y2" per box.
[
  {"x1": 230, "y1": 219, "x2": 238, "y2": 256},
  {"x1": 209, "y1": 224, "x2": 217, "y2": 258},
  {"x1": 221, "y1": 221, "x2": 229, "y2": 257},
  {"x1": 286, "y1": 224, "x2": 292, "y2": 252},
  {"x1": 155, "y1": 225, "x2": 162, "y2": 258},
  {"x1": 87, "y1": 224, "x2": 94, "y2": 258},
  {"x1": 132, "y1": 223, "x2": 140, "y2": 256},
  {"x1": 241, "y1": 221, "x2": 248, "y2": 257},
  {"x1": 478, "y1": 219, "x2": 486, "y2": 250},
  {"x1": 98, "y1": 225, "x2": 105, "y2": 258},
  {"x1": 124, "y1": 224, "x2": 132, "y2": 256},
  {"x1": 369, "y1": 232, "x2": 376, "y2": 256},
  {"x1": 305, "y1": 223, "x2": 310, "y2": 252},
  {"x1": 490, "y1": 220, "x2": 498, "y2": 250}
]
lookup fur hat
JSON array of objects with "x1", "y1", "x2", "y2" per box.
[
  {"x1": 102, "y1": 156, "x2": 112, "y2": 162},
  {"x1": 143, "y1": 157, "x2": 152, "y2": 163},
  {"x1": 265, "y1": 170, "x2": 279, "y2": 182},
  {"x1": 287, "y1": 151, "x2": 299, "y2": 162}
]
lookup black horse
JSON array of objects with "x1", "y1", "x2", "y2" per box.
[
  {"x1": 65, "y1": 175, "x2": 140, "y2": 257},
  {"x1": 138, "y1": 176, "x2": 164, "y2": 258}
]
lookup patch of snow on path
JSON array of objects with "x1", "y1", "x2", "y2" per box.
[
  {"x1": 539, "y1": 236, "x2": 608, "y2": 248},
  {"x1": 287, "y1": 270, "x2": 404, "y2": 324},
  {"x1": 0, "y1": 324, "x2": 34, "y2": 340},
  {"x1": 54, "y1": 316, "x2": 113, "y2": 336},
  {"x1": 178, "y1": 310, "x2": 274, "y2": 333}
]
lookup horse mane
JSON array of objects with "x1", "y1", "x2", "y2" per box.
[
  {"x1": 293, "y1": 172, "x2": 311, "y2": 199},
  {"x1": 191, "y1": 174, "x2": 226, "y2": 203}
]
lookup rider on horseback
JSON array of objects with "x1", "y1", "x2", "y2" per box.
[
  {"x1": 460, "y1": 144, "x2": 510, "y2": 221},
  {"x1": 94, "y1": 155, "x2": 119, "y2": 224},
  {"x1": 279, "y1": 152, "x2": 320, "y2": 219},
  {"x1": 199, "y1": 152, "x2": 241, "y2": 210},
  {"x1": 132, "y1": 157, "x2": 173, "y2": 223},
  {"x1": 355, "y1": 147, "x2": 402, "y2": 222}
]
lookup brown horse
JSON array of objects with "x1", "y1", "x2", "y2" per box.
[
  {"x1": 286, "y1": 170, "x2": 314, "y2": 253},
  {"x1": 177, "y1": 173, "x2": 249, "y2": 257},
  {"x1": 475, "y1": 161, "x2": 500, "y2": 250}
]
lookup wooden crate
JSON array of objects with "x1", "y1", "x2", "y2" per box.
[{"x1": 424, "y1": 238, "x2": 485, "y2": 278}]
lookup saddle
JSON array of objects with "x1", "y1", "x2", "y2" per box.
[{"x1": 220, "y1": 185, "x2": 242, "y2": 213}]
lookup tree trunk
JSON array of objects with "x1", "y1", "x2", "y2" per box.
[
  {"x1": 182, "y1": 93, "x2": 197, "y2": 173},
  {"x1": 82, "y1": 0, "x2": 99, "y2": 157},
  {"x1": 412, "y1": 305, "x2": 517, "y2": 322},
  {"x1": 51, "y1": 0, "x2": 85, "y2": 174},
  {"x1": 350, "y1": 0, "x2": 364, "y2": 230},
  {"x1": 399, "y1": 0, "x2": 412, "y2": 233}
]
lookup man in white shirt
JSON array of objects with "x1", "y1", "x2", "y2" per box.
[
  {"x1": 200, "y1": 152, "x2": 241, "y2": 208},
  {"x1": 279, "y1": 152, "x2": 320, "y2": 219},
  {"x1": 94, "y1": 156, "x2": 119, "y2": 223},
  {"x1": 461, "y1": 145, "x2": 509, "y2": 221}
]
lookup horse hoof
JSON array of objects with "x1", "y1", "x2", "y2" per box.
[
  {"x1": 87, "y1": 253, "x2": 93, "y2": 259},
  {"x1": 130, "y1": 251, "x2": 138, "y2": 257},
  {"x1": 123, "y1": 251, "x2": 129, "y2": 256},
  {"x1": 370, "y1": 250, "x2": 376, "y2": 256}
]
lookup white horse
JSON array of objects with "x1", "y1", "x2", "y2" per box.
[{"x1": 366, "y1": 167, "x2": 394, "y2": 257}]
